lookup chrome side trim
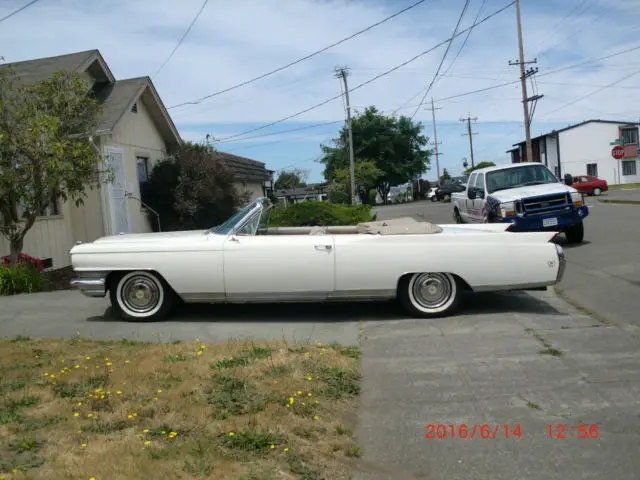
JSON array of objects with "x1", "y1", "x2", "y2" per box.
[
  {"x1": 71, "y1": 277, "x2": 107, "y2": 298},
  {"x1": 473, "y1": 282, "x2": 554, "y2": 293},
  {"x1": 555, "y1": 244, "x2": 567, "y2": 283},
  {"x1": 179, "y1": 289, "x2": 397, "y2": 304}
]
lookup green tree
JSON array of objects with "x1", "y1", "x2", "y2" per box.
[
  {"x1": 319, "y1": 106, "x2": 430, "y2": 204},
  {"x1": 465, "y1": 161, "x2": 496, "y2": 174},
  {"x1": 274, "y1": 168, "x2": 308, "y2": 190},
  {"x1": 439, "y1": 168, "x2": 451, "y2": 183},
  {"x1": 0, "y1": 68, "x2": 103, "y2": 264},
  {"x1": 327, "y1": 160, "x2": 383, "y2": 205},
  {"x1": 142, "y1": 141, "x2": 249, "y2": 231}
]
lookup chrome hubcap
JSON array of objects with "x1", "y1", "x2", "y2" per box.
[
  {"x1": 412, "y1": 273, "x2": 453, "y2": 309},
  {"x1": 121, "y1": 275, "x2": 160, "y2": 313}
]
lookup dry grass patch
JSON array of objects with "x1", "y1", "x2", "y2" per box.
[{"x1": 0, "y1": 334, "x2": 361, "y2": 480}]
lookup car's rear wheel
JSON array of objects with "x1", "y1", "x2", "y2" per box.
[
  {"x1": 110, "y1": 271, "x2": 175, "y2": 322},
  {"x1": 593, "y1": 187, "x2": 602, "y2": 196},
  {"x1": 398, "y1": 272, "x2": 463, "y2": 318},
  {"x1": 453, "y1": 208, "x2": 464, "y2": 223},
  {"x1": 431, "y1": 195, "x2": 437, "y2": 202}
]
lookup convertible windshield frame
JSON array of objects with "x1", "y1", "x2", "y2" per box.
[
  {"x1": 486, "y1": 164, "x2": 559, "y2": 194},
  {"x1": 206, "y1": 197, "x2": 272, "y2": 235}
]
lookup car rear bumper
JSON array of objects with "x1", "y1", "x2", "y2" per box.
[
  {"x1": 501, "y1": 206, "x2": 589, "y2": 232},
  {"x1": 70, "y1": 272, "x2": 107, "y2": 298}
]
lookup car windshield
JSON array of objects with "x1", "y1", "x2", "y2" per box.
[
  {"x1": 486, "y1": 165, "x2": 559, "y2": 194},
  {"x1": 207, "y1": 201, "x2": 258, "y2": 235}
]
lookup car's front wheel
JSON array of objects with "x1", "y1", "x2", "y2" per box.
[
  {"x1": 398, "y1": 272, "x2": 463, "y2": 318},
  {"x1": 110, "y1": 271, "x2": 175, "y2": 322},
  {"x1": 565, "y1": 221, "x2": 584, "y2": 244}
]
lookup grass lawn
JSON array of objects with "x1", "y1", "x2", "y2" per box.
[
  {"x1": 609, "y1": 183, "x2": 640, "y2": 190},
  {"x1": 0, "y1": 334, "x2": 361, "y2": 480}
]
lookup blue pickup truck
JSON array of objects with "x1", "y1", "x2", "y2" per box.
[{"x1": 451, "y1": 163, "x2": 589, "y2": 243}]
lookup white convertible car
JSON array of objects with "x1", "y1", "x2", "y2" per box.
[{"x1": 70, "y1": 197, "x2": 566, "y2": 322}]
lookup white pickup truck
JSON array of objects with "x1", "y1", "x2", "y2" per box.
[{"x1": 451, "y1": 163, "x2": 589, "y2": 243}]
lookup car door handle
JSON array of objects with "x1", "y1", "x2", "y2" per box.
[{"x1": 314, "y1": 244, "x2": 332, "y2": 251}]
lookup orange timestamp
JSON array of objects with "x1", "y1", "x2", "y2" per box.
[
  {"x1": 547, "y1": 424, "x2": 599, "y2": 439},
  {"x1": 425, "y1": 423, "x2": 522, "y2": 439}
]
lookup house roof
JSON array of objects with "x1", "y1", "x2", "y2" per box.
[
  {"x1": 511, "y1": 119, "x2": 640, "y2": 147},
  {"x1": 5, "y1": 49, "x2": 115, "y2": 84},
  {"x1": 215, "y1": 151, "x2": 272, "y2": 183},
  {"x1": 2, "y1": 49, "x2": 181, "y2": 151}
]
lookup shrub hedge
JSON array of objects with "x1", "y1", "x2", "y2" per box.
[
  {"x1": 269, "y1": 201, "x2": 375, "y2": 227},
  {"x1": 0, "y1": 263, "x2": 48, "y2": 295}
]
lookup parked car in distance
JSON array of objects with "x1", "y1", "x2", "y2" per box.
[
  {"x1": 434, "y1": 183, "x2": 466, "y2": 201},
  {"x1": 427, "y1": 187, "x2": 438, "y2": 201},
  {"x1": 571, "y1": 175, "x2": 608, "y2": 196},
  {"x1": 69, "y1": 197, "x2": 566, "y2": 322},
  {"x1": 451, "y1": 163, "x2": 589, "y2": 244}
]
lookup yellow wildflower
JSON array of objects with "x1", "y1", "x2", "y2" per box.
[
  {"x1": 143, "y1": 429, "x2": 149, "y2": 433},
  {"x1": 229, "y1": 432, "x2": 234, "y2": 436},
  {"x1": 81, "y1": 443, "x2": 87, "y2": 448},
  {"x1": 157, "y1": 389, "x2": 163, "y2": 393},
  {"x1": 284, "y1": 447, "x2": 289, "y2": 452},
  {"x1": 85, "y1": 356, "x2": 91, "y2": 360},
  {"x1": 313, "y1": 415, "x2": 319, "y2": 420},
  {"x1": 116, "y1": 390, "x2": 122, "y2": 395},
  {"x1": 308, "y1": 393, "x2": 312, "y2": 397},
  {"x1": 196, "y1": 351, "x2": 203, "y2": 356},
  {"x1": 145, "y1": 440, "x2": 151, "y2": 446},
  {"x1": 270, "y1": 444, "x2": 275, "y2": 449},
  {"x1": 73, "y1": 412, "x2": 79, "y2": 417}
]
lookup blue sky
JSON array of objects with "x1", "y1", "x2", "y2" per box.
[{"x1": 2, "y1": 0, "x2": 640, "y2": 183}]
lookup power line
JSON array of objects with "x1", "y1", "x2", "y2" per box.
[
  {"x1": 152, "y1": 0, "x2": 209, "y2": 79},
  {"x1": 211, "y1": 42, "x2": 640, "y2": 146},
  {"x1": 0, "y1": 0, "x2": 42, "y2": 23},
  {"x1": 408, "y1": 0, "x2": 472, "y2": 119},
  {"x1": 212, "y1": 1, "x2": 516, "y2": 143},
  {"x1": 167, "y1": 0, "x2": 432, "y2": 109},
  {"x1": 539, "y1": 67, "x2": 640, "y2": 118},
  {"x1": 440, "y1": 0, "x2": 488, "y2": 78}
]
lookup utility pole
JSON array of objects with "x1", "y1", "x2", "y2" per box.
[
  {"x1": 335, "y1": 66, "x2": 356, "y2": 205},
  {"x1": 425, "y1": 98, "x2": 442, "y2": 181},
  {"x1": 460, "y1": 114, "x2": 478, "y2": 168},
  {"x1": 509, "y1": 0, "x2": 540, "y2": 163}
]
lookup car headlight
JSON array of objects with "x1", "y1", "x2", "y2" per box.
[{"x1": 570, "y1": 192, "x2": 583, "y2": 206}]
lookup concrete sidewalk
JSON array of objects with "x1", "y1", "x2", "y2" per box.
[{"x1": 354, "y1": 290, "x2": 640, "y2": 480}]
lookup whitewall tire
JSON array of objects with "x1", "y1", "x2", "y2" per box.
[
  {"x1": 110, "y1": 271, "x2": 175, "y2": 322},
  {"x1": 398, "y1": 272, "x2": 462, "y2": 318}
]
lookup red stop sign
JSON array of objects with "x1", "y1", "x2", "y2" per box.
[{"x1": 612, "y1": 145, "x2": 625, "y2": 160}]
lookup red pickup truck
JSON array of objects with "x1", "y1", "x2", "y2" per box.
[{"x1": 570, "y1": 175, "x2": 608, "y2": 196}]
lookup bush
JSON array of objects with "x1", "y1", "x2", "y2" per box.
[
  {"x1": 0, "y1": 263, "x2": 48, "y2": 295},
  {"x1": 1, "y1": 253, "x2": 45, "y2": 272},
  {"x1": 269, "y1": 201, "x2": 374, "y2": 227}
]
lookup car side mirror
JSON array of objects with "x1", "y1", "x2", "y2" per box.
[{"x1": 468, "y1": 188, "x2": 476, "y2": 200}]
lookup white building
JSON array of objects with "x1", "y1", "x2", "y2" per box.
[{"x1": 507, "y1": 119, "x2": 640, "y2": 186}]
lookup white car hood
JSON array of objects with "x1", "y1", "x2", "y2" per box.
[
  {"x1": 489, "y1": 183, "x2": 576, "y2": 203},
  {"x1": 93, "y1": 229, "x2": 208, "y2": 244}
]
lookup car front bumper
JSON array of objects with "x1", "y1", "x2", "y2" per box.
[
  {"x1": 501, "y1": 206, "x2": 589, "y2": 232},
  {"x1": 70, "y1": 271, "x2": 108, "y2": 298}
]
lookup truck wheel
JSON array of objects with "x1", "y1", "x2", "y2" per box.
[
  {"x1": 565, "y1": 222, "x2": 584, "y2": 244},
  {"x1": 453, "y1": 208, "x2": 464, "y2": 224},
  {"x1": 593, "y1": 187, "x2": 602, "y2": 196},
  {"x1": 398, "y1": 272, "x2": 463, "y2": 318},
  {"x1": 430, "y1": 196, "x2": 437, "y2": 202}
]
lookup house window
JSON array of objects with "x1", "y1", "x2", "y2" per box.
[
  {"x1": 136, "y1": 157, "x2": 149, "y2": 193},
  {"x1": 586, "y1": 163, "x2": 598, "y2": 177},
  {"x1": 16, "y1": 191, "x2": 59, "y2": 218},
  {"x1": 621, "y1": 127, "x2": 638, "y2": 145},
  {"x1": 622, "y1": 160, "x2": 637, "y2": 176}
]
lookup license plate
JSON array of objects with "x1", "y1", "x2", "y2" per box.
[{"x1": 542, "y1": 217, "x2": 558, "y2": 228}]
